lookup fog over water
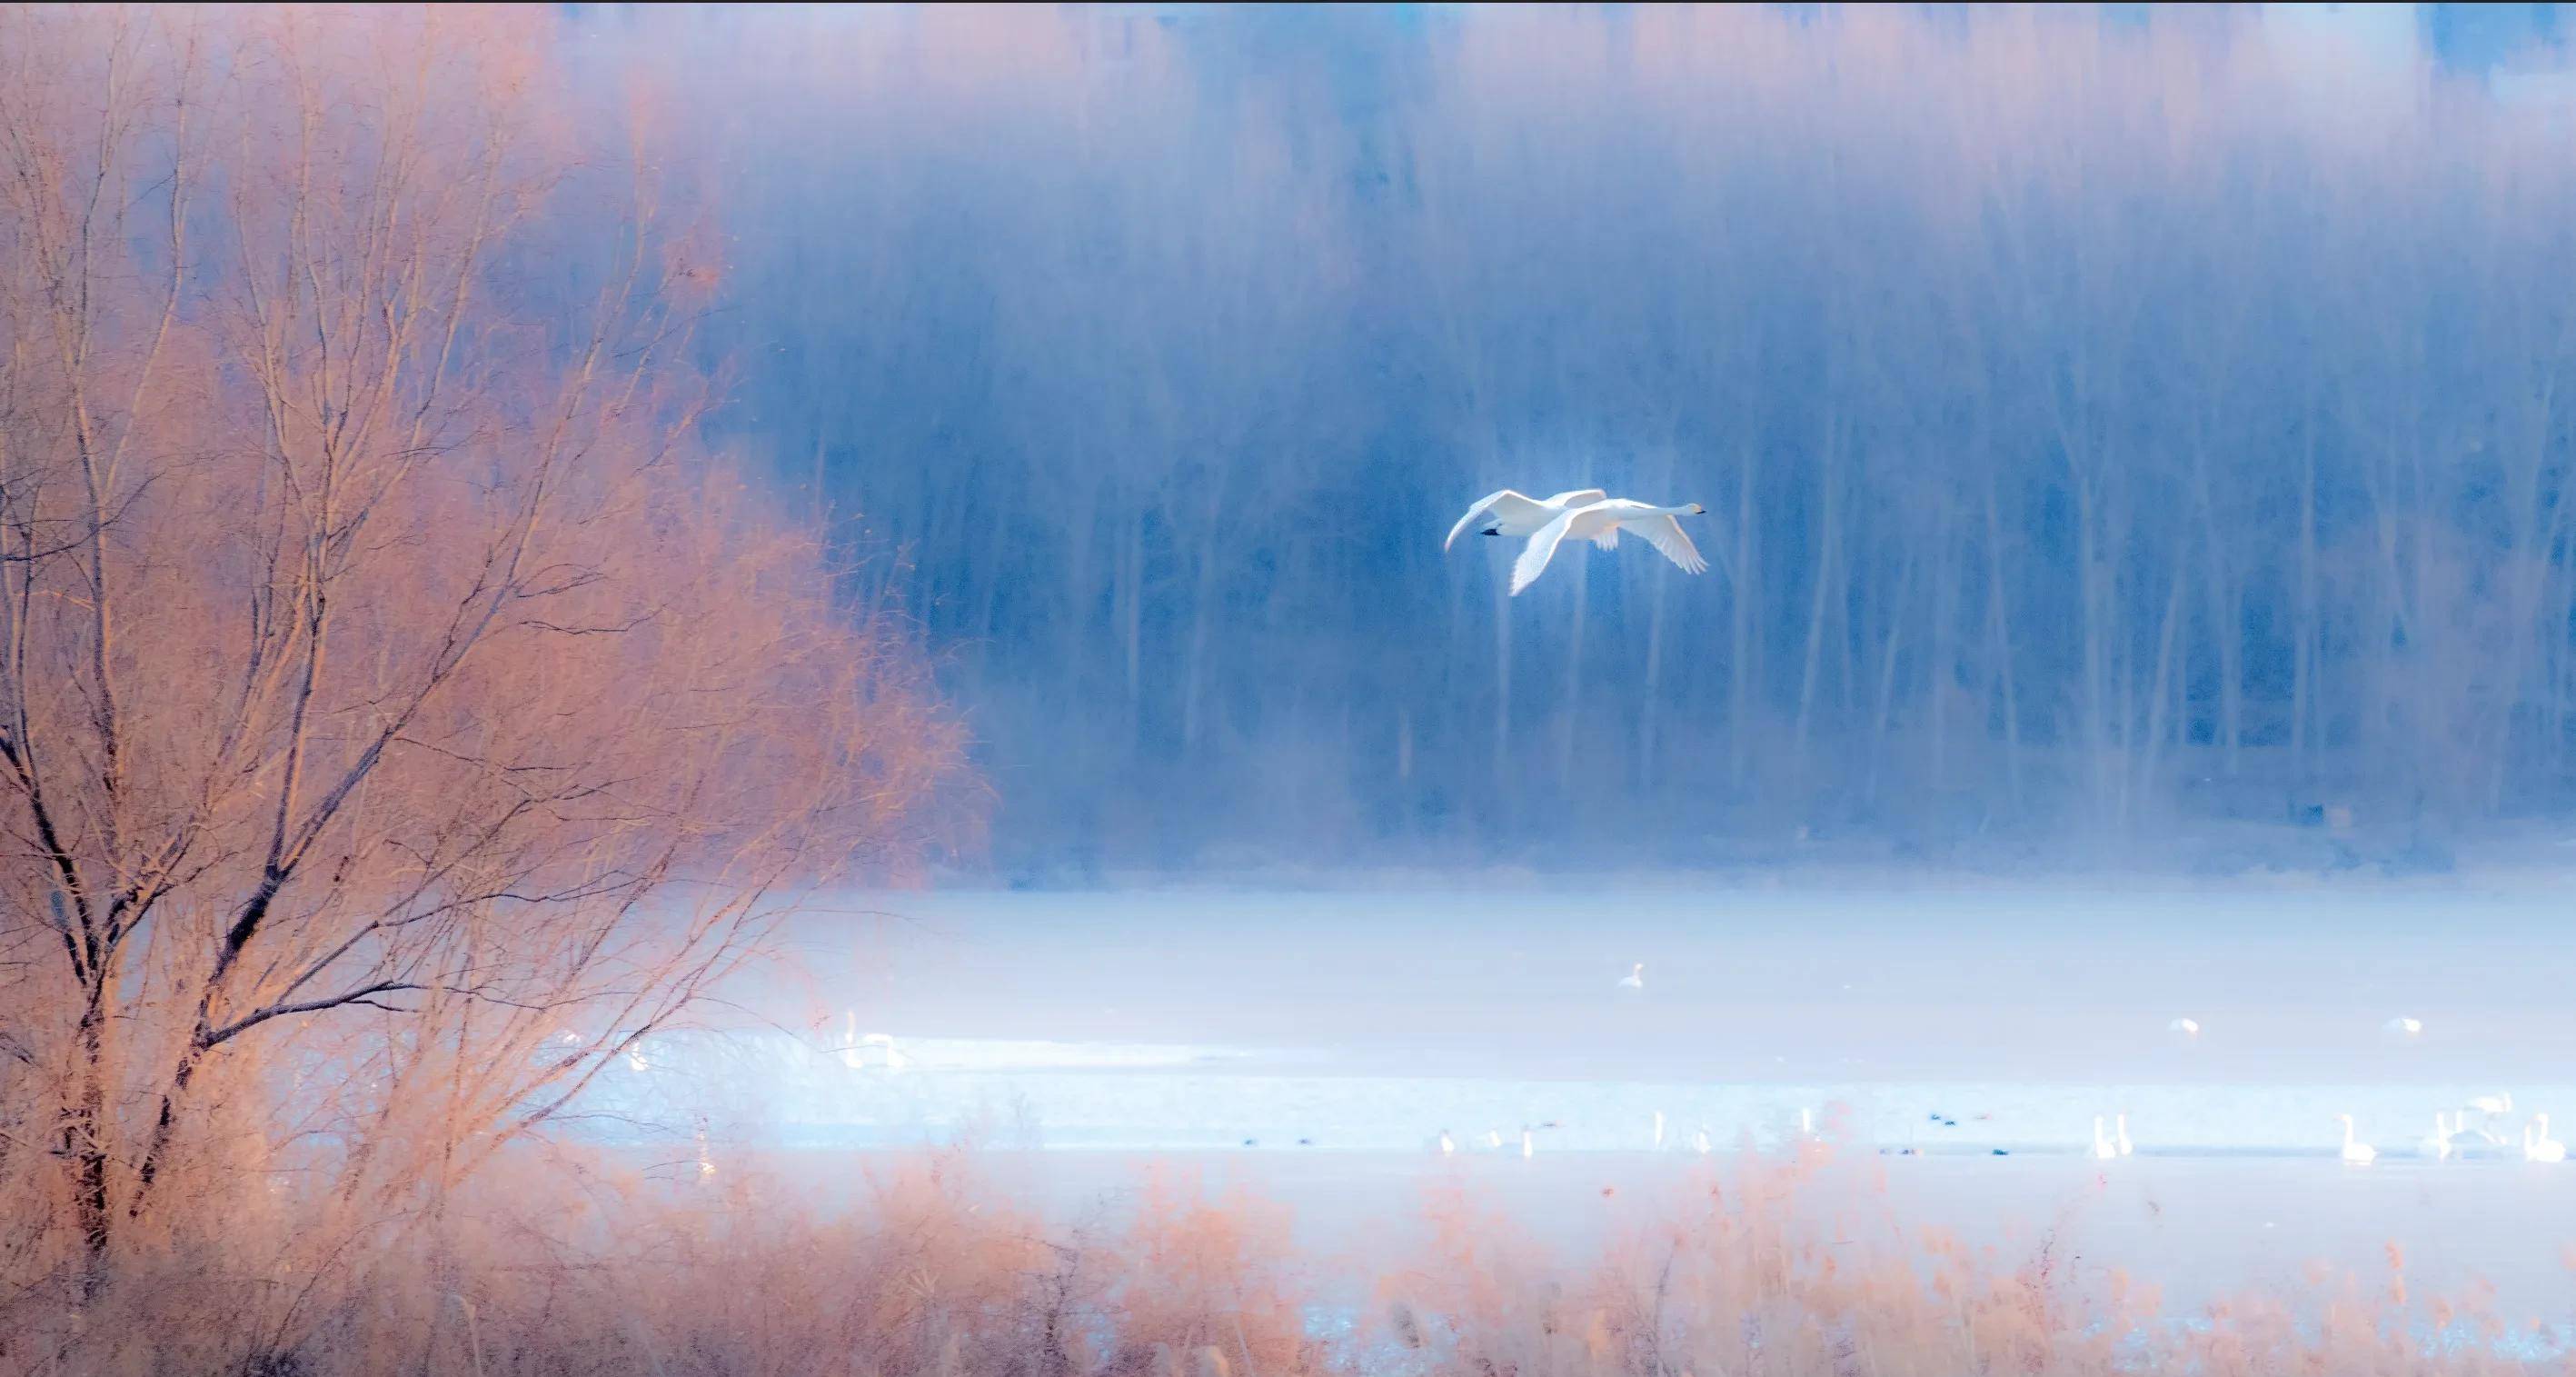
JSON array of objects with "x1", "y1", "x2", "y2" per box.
[{"x1": 549, "y1": 4, "x2": 2576, "y2": 873}]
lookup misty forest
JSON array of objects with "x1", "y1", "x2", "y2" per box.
[
  {"x1": 597, "y1": 3, "x2": 2576, "y2": 870},
  {"x1": 15, "y1": 5, "x2": 2576, "y2": 1377}
]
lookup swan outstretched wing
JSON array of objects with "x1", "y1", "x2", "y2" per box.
[
  {"x1": 1635, "y1": 514, "x2": 1709, "y2": 575},
  {"x1": 1542, "y1": 487, "x2": 1607, "y2": 510},
  {"x1": 1445, "y1": 490, "x2": 1550, "y2": 551},
  {"x1": 1510, "y1": 511, "x2": 1579, "y2": 595}
]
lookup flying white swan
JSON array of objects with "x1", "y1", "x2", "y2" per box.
[
  {"x1": 2089, "y1": 1116, "x2": 2118, "y2": 1160},
  {"x1": 2526, "y1": 1113, "x2": 2566, "y2": 1163},
  {"x1": 2168, "y1": 1017, "x2": 2200, "y2": 1041},
  {"x1": 1618, "y1": 963, "x2": 1646, "y2": 991},
  {"x1": 2114, "y1": 1113, "x2": 2134, "y2": 1157},
  {"x1": 2384, "y1": 1016, "x2": 2423, "y2": 1038},
  {"x1": 2422, "y1": 1113, "x2": 2453, "y2": 1161},
  {"x1": 1508, "y1": 498, "x2": 1710, "y2": 595},
  {"x1": 1444, "y1": 488, "x2": 1609, "y2": 551},
  {"x1": 2337, "y1": 1113, "x2": 2377, "y2": 1165}
]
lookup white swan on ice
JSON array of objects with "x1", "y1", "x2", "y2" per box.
[
  {"x1": 2422, "y1": 1113, "x2": 2453, "y2": 1161},
  {"x1": 2337, "y1": 1113, "x2": 2377, "y2": 1165},
  {"x1": 837, "y1": 1013, "x2": 908, "y2": 1072},
  {"x1": 2525, "y1": 1114, "x2": 2566, "y2": 1163}
]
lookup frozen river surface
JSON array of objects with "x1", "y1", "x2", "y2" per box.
[
  {"x1": 586, "y1": 877, "x2": 2576, "y2": 1312},
  {"x1": 619, "y1": 878, "x2": 2576, "y2": 1153}
]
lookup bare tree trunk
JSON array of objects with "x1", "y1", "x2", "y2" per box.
[
  {"x1": 1930, "y1": 517, "x2": 1956, "y2": 790},
  {"x1": 1491, "y1": 573, "x2": 1513, "y2": 803},
  {"x1": 1865, "y1": 550, "x2": 1915, "y2": 808},
  {"x1": 2292, "y1": 420, "x2": 2319, "y2": 779},
  {"x1": 1123, "y1": 512, "x2": 1146, "y2": 752},
  {"x1": 1181, "y1": 497, "x2": 1223, "y2": 754},
  {"x1": 1728, "y1": 440, "x2": 1761, "y2": 790},
  {"x1": 1793, "y1": 412, "x2": 1841, "y2": 792},
  {"x1": 2189, "y1": 438, "x2": 2243, "y2": 776},
  {"x1": 1640, "y1": 562, "x2": 1667, "y2": 792},
  {"x1": 1983, "y1": 475, "x2": 2023, "y2": 808},
  {"x1": 2135, "y1": 542, "x2": 2191, "y2": 826},
  {"x1": 1557, "y1": 550, "x2": 1588, "y2": 786}
]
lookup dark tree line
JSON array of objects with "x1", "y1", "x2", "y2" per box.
[{"x1": 571, "y1": 4, "x2": 2576, "y2": 867}]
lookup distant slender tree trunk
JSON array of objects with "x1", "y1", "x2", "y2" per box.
[
  {"x1": 1793, "y1": 412, "x2": 1841, "y2": 792},
  {"x1": 1558, "y1": 552, "x2": 1588, "y2": 786},
  {"x1": 1729, "y1": 440, "x2": 1761, "y2": 790},
  {"x1": 2189, "y1": 438, "x2": 2243, "y2": 776},
  {"x1": 2292, "y1": 421, "x2": 2319, "y2": 780},
  {"x1": 2071, "y1": 466, "x2": 2111, "y2": 820},
  {"x1": 1064, "y1": 490, "x2": 1099, "y2": 696},
  {"x1": 1984, "y1": 475, "x2": 2023, "y2": 808},
  {"x1": 1491, "y1": 573, "x2": 1513, "y2": 804},
  {"x1": 1930, "y1": 518, "x2": 1956, "y2": 789},
  {"x1": 1641, "y1": 562, "x2": 1666, "y2": 792},
  {"x1": 1180, "y1": 478, "x2": 1226, "y2": 754},
  {"x1": 1123, "y1": 512, "x2": 1146, "y2": 751},
  {"x1": 1866, "y1": 549, "x2": 1915, "y2": 807},
  {"x1": 2135, "y1": 542, "x2": 2190, "y2": 826}
]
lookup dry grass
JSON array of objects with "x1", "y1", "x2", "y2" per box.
[{"x1": 4, "y1": 1134, "x2": 2567, "y2": 1377}]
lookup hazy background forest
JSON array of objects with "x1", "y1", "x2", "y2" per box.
[{"x1": 563, "y1": 3, "x2": 2576, "y2": 873}]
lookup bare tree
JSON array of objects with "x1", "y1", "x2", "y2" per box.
[{"x1": 0, "y1": 4, "x2": 969, "y2": 1302}]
